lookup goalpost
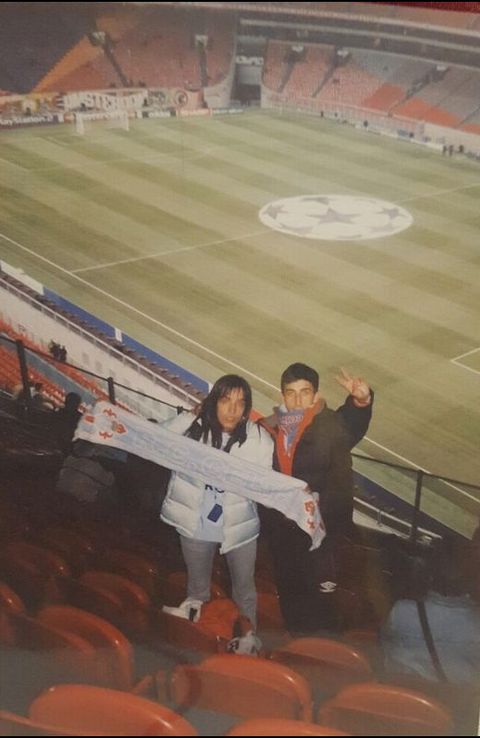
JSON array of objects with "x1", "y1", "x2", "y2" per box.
[{"x1": 74, "y1": 109, "x2": 130, "y2": 135}]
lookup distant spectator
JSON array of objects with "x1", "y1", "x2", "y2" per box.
[
  {"x1": 55, "y1": 392, "x2": 83, "y2": 455},
  {"x1": 12, "y1": 380, "x2": 32, "y2": 402},
  {"x1": 48, "y1": 340, "x2": 62, "y2": 361},
  {"x1": 381, "y1": 538, "x2": 480, "y2": 686},
  {"x1": 55, "y1": 438, "x2": 127, "y2": 524},
  {"x1": 31, "y1": 382, "x2": 55, "y2": 411},
  {"x1": 13, "y1": 381, "x2": 34, "y2": 416},
  {"x1": 59, "y1": 345, "x2": 67, "y2": 363}
]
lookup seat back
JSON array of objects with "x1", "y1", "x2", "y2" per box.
[
  {"x1": 97, "y1": 548, "x2": 163, "y2": 600},
  {"x1": 317, "y1": 682, "x2": 453, "y2": 736},
  {"x1": 0, "y1": 611, "x2": 96, "y2": 707},
  {"x1": 38, "y1": 605, "x2": 134, "y2": 689},
  {"x1": 0, "y1": 709, "x2": 96, "y2": 736},
  {"x1": 271, "y1": 638, "x2": 373, "y2": 697},
  {"x1": 170, "y1": 653, "x2": 312, "y2": 721},
  {"x1": 154, "y1": 608, "x2": 222, "y2": 655},
  {"x1": 227, "y1": 717, "x2": 349, "y2": 735},
  {"x1": 29, "y1": 684, "x2": 198, "y2": 736},
  {"x1": 0, "y1": 542, "x2": 70, "y2": 608},
  {"x1": 35, "y1": 527, "x2": 96, "y2": 575},
  {"x1": 0, "y1": 581, "x2": 25, "y2": 614},
  {"x1": 79, "y1": 570, "x2": 151, "y2": 637}
]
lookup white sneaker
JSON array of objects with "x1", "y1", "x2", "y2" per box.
[
  {"x1": 318, "y1": 581, "x2": 337, "y2": 593},
  {"x1": 162, "y1": 598, "x2": 203, "y2": 622},
  {"x1": 227, "y1": 630, "x2": 262, "y2": 656}
]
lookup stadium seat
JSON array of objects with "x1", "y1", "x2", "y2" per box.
[
  {"x1": 34, "y1": 527, "x2": 96, "y2": 575},
  {"x1": 0, "y1": 709, "x2": 93, "y2": 736},
  {"x1": 317, "y1": 682, "x2": 453, "y2": 736},
  {"x1": 0, "y1": 542, "x2": 70, "y2": 608},
  {"x1": 152, "y1": 606, "x2": 225, "y2": 655},
  {"x1": 37, "y1": 605, "x2": 135, "y2": 690},
  {"x1": 169, "y1": 653, "x2": 313, "y2": 721},
  {"x1": 270, "y1": 638, "x2": 373, "y2": 700},
  {"x1": 0, "y1": 610, "x2": 97, "y2": 709},
  {"x1": 226, "y1": 717, "x2": 349, "y2": 736},
  {"x1": 96, "y1": 548, "x2": 164, "y2": 601},
  {"x1": 0, "y1": 581, "x2": 25, "y2": 614},
  {"x1": 79, "y1": 570, "x2": 151, "y2": 638},
  {"x1": 28, "y1": 684, "x2": 198, "y2": 735}
]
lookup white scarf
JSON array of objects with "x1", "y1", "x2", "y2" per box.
[{"x1": 74, "y1": 402, "x2": 325, "y2": 550}]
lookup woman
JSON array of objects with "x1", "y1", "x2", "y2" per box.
[{"x1": 160, "y1": 374, "x2": 273, "y2": 643}]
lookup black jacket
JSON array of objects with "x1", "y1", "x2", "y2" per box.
[{"x1": 265, "y1": 394, "x2": 373, "y2": 532}]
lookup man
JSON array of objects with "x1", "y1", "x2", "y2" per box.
[
  {"x1": 160, "y1": 374, "x2": 273, "y2": 648},
  {"x1": 260, "y1": 363, "x2": 373, "y2": 633}
]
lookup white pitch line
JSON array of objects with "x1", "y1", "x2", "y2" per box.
[
  {"x1": 450, "y1": 359, "x2": 480, "y2": 377},
  {"x1": 0, "y1": 230, "x2": 277, "y2": 390},
  {"x1": 1, "y1": 228, "x2": 479, "y2": 506},
  {"x1": 0, "y1": 155, "x2": 28, "y2": 170},
  {"x1": 71, "y1": 229, "x2": 268, "y2": 274},
  {"x1": 398, "y1": 180, "x2": 480, "y2": 204},
  {"x1": 451, "y1": 347, "x2": 480, "y2": 362}
]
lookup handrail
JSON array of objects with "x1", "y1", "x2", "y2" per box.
[{"x1": 2, "y1": 333, "x2": 478, "y2": 543}]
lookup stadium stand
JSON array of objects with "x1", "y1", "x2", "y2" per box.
[
  {"x1": 263, "y1": 41, "x2": 291, "y2": 94},
  {"x1": 0, "y1": 3, "x2": 91, "y2": 94},
  {"x1": 33, "y1": 5, "x2": 236, "y2": 94}
]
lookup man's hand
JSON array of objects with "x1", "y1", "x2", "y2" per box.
[{"x1": 335, "y1": 367, "x2": 371, "y2": 407}]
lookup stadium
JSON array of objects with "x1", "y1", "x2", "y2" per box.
[{"x1": 0, "y1": 2, "x2": 479, "y2": 735}]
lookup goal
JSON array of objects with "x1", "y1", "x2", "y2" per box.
[{"x1": 74, "y1": 109, "x2": 130, "y2": 135}]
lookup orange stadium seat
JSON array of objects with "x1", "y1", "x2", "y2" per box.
[
  {"x1": 227, "y1": 717, "x2": 350, "y2": 736},
  {"x1": 270, "y1": 638, "x2": 373, "y2": 700},
  {"x1": 317, "y1": 682, "x2": 453, "y2": 736},
  {"x1": 96, "y1": 548, "x2": 164, "y2": 601},
  {"x1": 0, "y1": 581, "x2": 25, "y2": 614},
  {"x1": 0, "y1": 709, "x2": 97, "y2": 736},
  {"x1": 28, "y1": 684, "x2": 198, "y2": 736},
  {"x1": 37, "y1": 605, "x2": 135, "y2": 690},
  {"x1": 78, "y1": 570, "x2": 152, "y2": 638},
  {"x1": 169, "y1": 653, "x2": 313, "y2": 722}
]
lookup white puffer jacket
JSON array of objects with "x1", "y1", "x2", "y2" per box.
[{"x1": 160, "y1": 412, "x2": 273, "y2": 553}]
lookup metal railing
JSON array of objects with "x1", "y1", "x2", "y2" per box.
[{"x1": 2, "y1": 333, "x2": 479, "y2": 545}]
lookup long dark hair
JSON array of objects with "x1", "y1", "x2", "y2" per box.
[{"x1": 185, "y1": 375, "x2": 252, "y2": 451}]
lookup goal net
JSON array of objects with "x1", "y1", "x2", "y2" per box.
[{"x1": 74, "y1": 109, "x2": 130, "y2": 135}]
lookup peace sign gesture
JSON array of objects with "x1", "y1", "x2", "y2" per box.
[{"x1": 335, "y1": 367, "x2": 371, "y2": 406}]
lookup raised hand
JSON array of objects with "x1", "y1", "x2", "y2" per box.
[{"x1": 335, "y1": 367, "x2": 371, "y2": 406}]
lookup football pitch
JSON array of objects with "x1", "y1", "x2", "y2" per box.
[{"x1": 0, "y1": 109, "x2": 479, "y2": 535}]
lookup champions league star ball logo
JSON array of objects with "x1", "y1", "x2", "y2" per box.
[{"x1": 259, "y1": 195, "x2": 413, "y2": 241}]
